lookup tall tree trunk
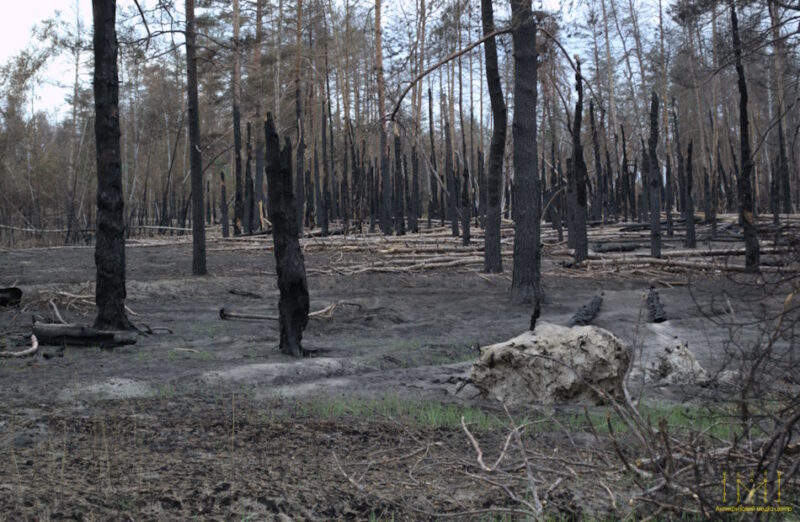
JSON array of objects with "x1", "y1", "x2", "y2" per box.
[
  {"x1": 510, "y1": 0, "x2": 541, "y2": 305},
  {"x1": 571, "y1": 60, "x2": 589, "y2": 263},
  {"x1": 220, "y1": 171, "x2": 229, "y2": 238},
  {"x1": 254, "y1": 0, "x2": 265, "y2": 226},
  {"x1": 92, "y1": 0, "x2": 132, "y2": 329},
  {"x1": 427, "y1": 87, "x2": 438, "y2": 228},
  {"x1": 376, "y1": 0, "x2": 391, "y2": 235},
  {"x1": 264, "y1": 113, "x2": 309, "y2": 357},
  {"x1": 232, "y1": 0, "x2": 243, "y2": 236},
  {"x1": 294, "y1": 0, "x2": 305, "y2": 235},
  {"x1": 481, "y1": 0, "x2": 506, "y2": 273},
  {"x1": 186, "y1": 0, "x2": 206, "y2": 274},
  {"x1": 731, "y1": 2, "x2": 760, "y2": 272},
  {"x1": 648, "y1": 92, "x2": 661, "y2": 258}
]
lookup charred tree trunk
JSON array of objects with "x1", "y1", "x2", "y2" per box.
[
  {"x1": 685, "y1": 140, "x2": 696, "y2": 248},
  {"x1": 481, "y1": 0, "x2": 506, "y2": 273},
  {"x1": 571, "y1": 60, "x2": 589, "y2": 263},
  {"x1": 444, "y1": 103, "x2": 459, "y2": 238},
  {"x1": 186, "y1": 0, "x2": 206, "y2": 274},
  {"x1": 245, "y1": 123, "x2": 254, "y2": 235},
  {"x1": 461, "y1": 163, "x2": 470, "y2": 245},
  {"x1": 220, "y1": 171, "x2": 229, "y2": 238},
  {"x1": 232, "y1": 0, "x2": 243, "y2": 237},
  {"x1": 510, "y1": 0, "x2": 541, "y2": 305},
  {"x1": 621, "y1": 125, "x2": 630, "y2": 221},
  {"x1": 410, "y1": 146, "x2": 419, "y2": 233},
  {"x1": 427, "y1": 88, "x2": 438, "y2": 228},
  {"x1": 264, "y1": 113, "x2": 309, "y2": 357},
  {"x1": 393, "y1": 127, "x2": 405, "y2": 236},
  {"x1": 589, "y1": 100, "x2": 603, "y2": 221},
  {"x1": 92, "y1": 0, "x2": 132, "y2": 329},
  {"x1": 648, "y1": 92, "x2": 661, "y2": 258},
  {"x1": 731, "y1": 2, "x2": 759, "y2": 272}
]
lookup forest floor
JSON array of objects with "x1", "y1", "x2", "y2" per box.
[{"x1": 0, "y1": 218, "x2": 797, "y2": 520}]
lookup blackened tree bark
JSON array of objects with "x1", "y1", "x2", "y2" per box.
[
  {"x1": 321, "y1": 100, "x2": 330, "y2": 236},
  {"x1": 232, "y1": 0, "x2": 243, "y2": 236},
  {"x1": 461, "y1": 164, "x2": 470, "y2": 245},
  {"x1": 92, "y1": 0, "x2": 132, "y2": 329},
  {"x1": 510, "y1": 0, "x2": 541, "y2": 305},
  {"x1": 731, "y1": 2, "x2": 759, "y2": 272},
  {"x1": 220, "y1": 171, "x2": 229, "y2": 238},
  {"x1": 665, "y1": 154, "x2": 673, "y2": 237},
  {"x1": 186, "y1": 0, "x2": 206, "y2": 275},
  {"x1": 410, "y1": 147, "x2": 419, "y2": 232},
  {"x1": 245, "y1": 123, "x2": 254, "y2": 235},
  {"x1": 685, "y1": 140, "x2": 696, "y2": 248},
  {"x1": 621, "y1": 125, "x2": 630, "y2": 221},
  {"x1": 571, "y1": 60, "x2": 589, "y2": 263},
  {"x1": 393, "y1": 127, "x2": 406, "y2": 235},
  {"x1": 427, "y1": 88, "x2": 438, "y2": 228},
  {"x1": 443, "y1": 104, "x2": 458, "y2": 237},
  {"x1": 264, "y1": 113, "x2": 309, "y2": 357},
  {"x1": 778, "y1": 123, "x2": 791, "y2": 213},
  {"x1": 648, "y1": 92, "x2": 661, "y2": 258},
  {"x1": 481, "y1": 0, "x2": 506, "y2": 273},
  {"x1": 589, "y1": 100, "x2": 603, "y2": 221}
]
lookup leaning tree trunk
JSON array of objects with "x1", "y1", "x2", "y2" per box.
[
  {"x1": 571, "y1": 60, "x2": 589, "y2": 263},
  {"x1": 481, "y1": 0, "x2": 506, "y2": 273},
  {"x1": 648, "y1": 92, "x2": 661, "y2": 258},
  {"x1": 92, "y1": 0, "x2": 132, "y2": 330},
  {"x1": 186, "y1": 0, "x2": 206, "y2": 275},
  {"x1": 731, "y1": 2, "x2": 759, "y2": 272},
  {"x1": 264, "y1": 113, "x2": 309, "y2": 357},
  {"x1": 510, "y1": 0, "x2": 541, "y2": 305}
]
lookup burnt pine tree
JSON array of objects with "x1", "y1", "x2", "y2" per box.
[
  {"x1": 220, "y1": 171, "x2": 229, "y2": 238},
  {"x1": 186, "y1": 0, "x2": 206, "y2": 275},
  {"x1": 510, "y1": 0, "x2": 542, "y2": 305},
  {"x1": 232, "y1": 0, "x2": 244, "y2": 236},
  {"x1": 481, "y1": 0, "x2": 506, "y2": 273},
  {"x1": 730, "y1": 1, "x2": 760, "y2": 272},
  {"x1": 92, "y1": 0, "x2": 132, "y2": 330},
  {"x1": 648, "y1": 92, "x2": 661, "y2": 258},
  {"x1": 264, "y1": 113, "x2": 310, "y2": 357},
  {"x1": 571, "y1": 59, "x2": 589, "y2": 263}
]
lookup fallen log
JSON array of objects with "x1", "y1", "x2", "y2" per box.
[
  {"x1": 32, "y1": 322, "x2": 138, "y2": 347},
  {"x1": 0, "y1": 287, "x2": 22, "y2": 307},
  {"x1": 0, "y1": 335, "x2": 39, "y2": 358},
  {"x1": 593, "y1": 242, "x2": 641, "y2": 253},
  {"x1": 568, "y1": 295, "x2": 603, "y2": 326},
  {"x1": 647, "y1": 287, "x2": 667, "y2": 323}
]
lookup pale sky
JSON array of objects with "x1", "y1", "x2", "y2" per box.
[{"x1": 0, "y1": 0, "x2": 92, "y2": 119}]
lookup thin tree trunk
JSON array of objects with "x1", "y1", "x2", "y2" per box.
[
  {"x1": 648, "y1": 92, "x2": 661, "y2": 258},
  {"x1": 481, "y1": 0, "x2": 505, "y2": 273},
  {"x1": 232, "y1": 0, "x2": 243, "y2": 236},
  {"x1": 730, "y1": 2, "x2": 759, "y2": 272},
  {"x1": 572, "y1": 60, "x2": 589, "y2": 263},
  {"x1": 186, "y1": 0, "x2": 206, "y2": 274}
]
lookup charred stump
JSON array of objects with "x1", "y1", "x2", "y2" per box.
[
  {"x1": 647, "y1": 287, "x2": 667, "y2": 323},
  {"x1": 264, "y1": 113, "x2": 310, "y2": 357}
]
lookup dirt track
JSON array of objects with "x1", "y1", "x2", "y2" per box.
[{"x1": 0, "y1": 230, "x2": 792, "y2": 519}]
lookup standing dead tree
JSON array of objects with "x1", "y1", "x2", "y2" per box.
[
  {"x1": 571, "y1": 59, "x2": 589, "y2": 263},
  {"x1": 481, "y1": 0, "x2": 506, "y2": 273},
  {"x1": 510, "y1": 0, "x2": 542, "y2": 305},
  {"x1": 730, "y1": 1, "x2": 759, "y2": 273},
  {"x1": 186, "y1": 0, "x2": 206, "y2": 275},
  {"x1": 648, "y1": 92, "x2": 661, "y2": 259},
  {"x1": 92, "y1": 0, "x2": 132, "y2": 330},
  {"x1": 264, "y1": 113, "x2": 309, "y2": 357}
]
